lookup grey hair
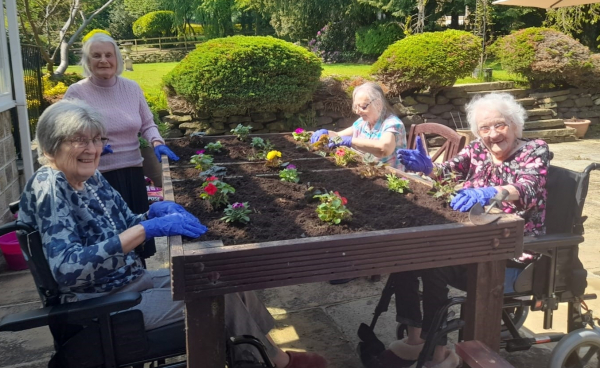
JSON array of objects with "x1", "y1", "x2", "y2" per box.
[
  {"x1": 352, "y1": 82, "x2": 396, "y2": 122},
  {"x1": 80, "y1": 33, "x2": 124, "y2": 77},
  {"x1": 36, "y1": 99, "x2": 106, "y2": 165},
  {"x1": 466, "y1": 93, "x2": 527, "y2": 139}
]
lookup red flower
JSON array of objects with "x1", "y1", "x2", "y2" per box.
[
  {"x1": 341, "y1": 197, "x2": 348, "y2": 205},
  {"x1": 204, "y1": 183, "x2": 217, "y2": 196},
  {"x1": 335, "y1": 149, "x2": 345, "y2": 156},
  {"x1": 206, "y1": 176, "x2": 218, "y2": 182}
]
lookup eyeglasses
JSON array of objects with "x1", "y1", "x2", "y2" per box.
[
  {"x1": 478, "y1": 122, "x2": 509, "y2": 135},
  {"x1": 67, "y1": 136, "x2": 109, "y2": 149},
  {"x1": 354, "y1": 101, "x2": 373, "y2": 112}
]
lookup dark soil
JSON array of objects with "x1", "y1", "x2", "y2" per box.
[
  {"x1": 168, "y1": 134, "x2": 469, "y2": 246},
  {"x1": 167, "y1": 135, "x2": 317, "y2": 167}
]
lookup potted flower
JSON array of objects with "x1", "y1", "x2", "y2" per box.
[
  {"x1": 563, "y1": 117, "x2": 591, "y2": 139},
  {"x1": 199, "y1": 176, "x2": 235, "y2": 209}
]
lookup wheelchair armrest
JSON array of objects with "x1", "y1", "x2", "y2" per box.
[
  {"x1": 0, "y1": 221, "x2": 34, "y2": 237},
  {"x1": 0, "y1": 291, "x2": 142, "y2": 332},
  {"x1": 523, "y1": 233, "x2": 584, "y2": 252}
]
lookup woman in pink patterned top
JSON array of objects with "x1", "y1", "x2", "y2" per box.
[{"x1": 375, "y1": 93, "x2": 550, "y2": 368}]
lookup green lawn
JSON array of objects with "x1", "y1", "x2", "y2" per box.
[{"x1": 67, "y1": 60, "x2": 526, "y2": 96}]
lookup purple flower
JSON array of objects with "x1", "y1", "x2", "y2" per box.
[
  {"x1": 317, "y1": 31, "x2": 321, "y2": 36},
  {"x1": 294, "y1": 128, "x2": 305, "y2": 134},
  {"x1": 196, "y1": 150, "x2": 205, "y2": 155},
  {"x1": 287, "y1": 164, "x2": 297, "y2": 170},
  {"x1": 232, "y1": 202, "x2": 244, "y2": 209}
]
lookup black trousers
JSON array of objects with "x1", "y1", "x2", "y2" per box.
[
  {"x1": 102, "y1": 166, "x2": 156, "y2": 259},
  {"x1": 393, "y1": 265, "x2": 467, "y2": 346}
]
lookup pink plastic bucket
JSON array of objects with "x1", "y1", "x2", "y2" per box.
[{"x1": 0, "y1": 231, "x2": 28, "y2": 271}]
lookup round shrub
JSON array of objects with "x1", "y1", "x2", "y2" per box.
[
  {"x1": 356, "y1": 23, "x2": 404, "y2": 56},
  {"x1": 163, "y1": 36, "x2": 322, "y2": 116},
  {"x1": 82, "y1": 29, "x2": 111, "y2": 43},
  {"x1": 492, "y1": 27, "x2": 594, "y2": 88},
  {"x1": 132, "y1": 11, "x2": 174, "y2": 38},
  {"x1": 371, "y1": 30, "x2": 481, "y2": 96}
]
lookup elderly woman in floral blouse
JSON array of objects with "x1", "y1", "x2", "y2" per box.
[{"x1": 376, "y1": 93, "x2": 550, "y2": 368}]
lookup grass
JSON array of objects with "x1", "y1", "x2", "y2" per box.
[
  {"x1": 68, "y1": 62, "x2": 179, "y2": 96},
  {"x1": 321, "y1": 63, "x2": 372, "y2": 78}
]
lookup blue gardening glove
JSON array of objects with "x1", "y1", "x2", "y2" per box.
[
  {"x1": 396, "y1": 136, "x2": 433, "y2": 174},
  {"x1": 154, "y1": 144, "x2": 179, "y2": 163},
  {"x1": 310, "y1": 129, "x2": 329, "y2": 144},
  {"x1": 148, "y1": 201, "x2": 188, "y2": 219},
  {"x1": 101, "y1": 144, "x2": 113, "y2": 156},
  {"x1": 141, "y1": 212, "x2": 207, "y2": 240},
  {"x1": 450, "y1": 187, "x2": 498, "y2": 212},
  {"x1": 328, "y1": 136, "x2": 352, "y2": 149}
]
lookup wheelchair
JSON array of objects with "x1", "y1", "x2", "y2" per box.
[
  {"x1": 357, "y1": 162, "x2": 600, "y2": 368},
  {"x1": 0, "y1": 202, "x2": 275, "y2": 368}
]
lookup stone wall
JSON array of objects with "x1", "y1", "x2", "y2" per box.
[
  {"x1": 163, "y1": 81, "x2": 599, "y2": 140},
  {"x1": 0, "y1": 110, "x2": 20, "y2": 224}
]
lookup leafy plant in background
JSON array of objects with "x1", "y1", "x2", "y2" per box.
[
  {"x1": 205, "y1": 141, "x2": 223, "y2": 153},
  {"x1": 355, "y1": 22, "x2": 404, "y2": 56},
  {"x1": 190, "y1": 150, "x2": 214, "y2": 171},
  {"x1": 314, "y1": 191, "x2": 352, "y2": 225},
  {"x1": 248, "y1": 137, "x2": 275, "y2": 160},
  {"x1": 386, "y1": 174, "x2": 411, "y2": 194},
  {"x1": 279, "y1": 164, "x2": 300, "y2": 183},
  {"x1": 309, "y1": 21, "x2": 360, "y2": 63},
  {"x1": 221, "y1": 202, "x2": 252, "y2": 224},
  {"x1": 138, "y1": 136, "x2": 150, "y2": 149},
  {"x1": 330, "y1": 146, "x2": 358, "y2": 167},
  {"x1": 199, "y1": 176, "x2": 235, "y2": 208},
  {"x1": 428, "y1": 172, "x2": 461, "y2": 203},
  {"x1": 358, "y1": 153, "x2": 387, "y2": 178},
  {"x1": 292, "y1": 128, "x2": 311, "y2": 142},
  {"x1": 231, "y1": 124, "x2": 252, "y2": 141}
]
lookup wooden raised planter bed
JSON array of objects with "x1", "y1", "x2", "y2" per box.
[{"x1": 163, "y1": 133, "x2": 525, "y2": 368}]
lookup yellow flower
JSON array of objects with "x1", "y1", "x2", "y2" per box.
[{"x1": 266, "y1": 150, "x2": 282, "y2": 161}]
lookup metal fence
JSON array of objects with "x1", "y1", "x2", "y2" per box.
[{"x1": 21, "y1": 44, "x2": 44, "y2": 136}]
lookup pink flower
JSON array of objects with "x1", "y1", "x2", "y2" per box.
[
  {"x1": 294, "y1": 128, "x2": 305, "y2": 134},
  {"x1": 287, "y1": 164, "x2": 297, "y2": 170},
  {"x1": 196, "y1": 150, "x2": 205, "y2": 154},
  {"x1": 232, "y1": 202, "x2": 244, "y2": 209},
  {"x1": 335, "y1": 149, "x2": 345, "y2": 156},
  {"x1": 204, "y1": 183, "x2": 217, "y2": 196}
]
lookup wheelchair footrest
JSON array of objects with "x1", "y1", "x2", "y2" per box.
[{"x1": 504, "y1": 337, "x2": 534, "y2": 352}]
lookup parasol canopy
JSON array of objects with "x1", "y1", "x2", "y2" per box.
[{"x1": 493, "y1": 0, "x2": 600, "y2": 8}]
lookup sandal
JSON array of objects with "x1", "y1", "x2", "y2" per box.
[{"x1": 285, "y1": 351, "x2": 327, "y2": 368}]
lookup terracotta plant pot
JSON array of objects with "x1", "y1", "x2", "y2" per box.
[
  {"x1": 456, "y1": 129, "x2": 475, "y2": 145},
  {"x1": 564, "y1": 119, "x2": 591, "y2": 139}
]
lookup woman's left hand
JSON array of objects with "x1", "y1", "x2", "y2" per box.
[
  {"x1": 328, "y1": 136, "x2": 352, "y2": 149},
  {"x1": 148, "y1": 201, "x2": 187, "y2": 219},
  {"x1": 154, "y1": 145, "x2": 179, "y2": 163},
  {"x1": 450, "y1": 187, "x2": 498, "y2": 212}
]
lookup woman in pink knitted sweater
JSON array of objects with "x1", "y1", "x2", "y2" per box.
[{"x1": 64, "y1": 33, "x2": 179, "y2": 260}]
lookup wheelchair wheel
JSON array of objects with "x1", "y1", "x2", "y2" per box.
[
  {"x1": 501, "y1": 305, "x2": 529, "y2": 338},
  {"x1": 549, "y1": 328, "x2": 600, "y2": 368}
]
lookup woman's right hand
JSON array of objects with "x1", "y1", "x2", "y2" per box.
[
  {"x1": 396, "y1": 136, "x2": 433, "y2": 174},
  {"x1": 141, "y1": 212, "x2": 207, "y2": 240},
  {"x1": 310, "y1": 129, "x2": 329, "y2": 144}
]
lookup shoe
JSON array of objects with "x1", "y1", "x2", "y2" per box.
[
  {"x1": 329, "y1": 278, "x2": 357, "y2": 285},
  {"x1": 285, "y1": 351, "x2": 327, "y2": 368},
  {"x1": 375, "y1": 338, "x2": 424, "y2": 368},
  {"x1": 423, "y1": 350, "x2": 460, "y2": 368}
]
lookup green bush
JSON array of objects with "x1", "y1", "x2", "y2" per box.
[
  {"x1": 356, "y1": 23, "x2": 404, "y2": 56},
  {"x1": 163, "y1": 36, "x2": 322, "y2": 116},
  {"x1": 132, "y1": 11, "x2": 174, "y2": 38},
  {"x1": 371, "y1": 30, "x2": 481, "y2": 96},
  {"x1": 492, "y1": 27, "x2": 595, "y2": 88},
  {"x1": 82, "y1": 29, "x2": 111, "y2": 43}
]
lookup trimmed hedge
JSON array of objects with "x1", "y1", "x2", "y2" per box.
[
  {"x1": 355, "y1": 23, "x2": 404, "y2": 56},
  {"x1": 163, "y1": 36, "x2": 322, "y2": 116},
  {"x1": 82, "y1": 29, "x2": 111, "y2": 43},
  {"x1": 371, "y1": 30, "x2": 481, "y2": 96},
  {"x1": 132, "y1": 11, "x2": 174, "y2": 38},
  {"x1": 492, "y1": 27, "x2": 595, "y2": 88}
]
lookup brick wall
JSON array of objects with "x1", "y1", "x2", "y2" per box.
[{"x1": 0, "y1": 110, "x2": 20, "y2": 222}]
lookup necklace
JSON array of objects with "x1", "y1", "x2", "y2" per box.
[{"x1": 83, "y1": 183, "x2": 117, "y2": 231}]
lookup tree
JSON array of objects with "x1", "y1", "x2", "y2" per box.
[
  {"x1": 159, "y1": 0, "x2": 197, "y2": 36},
  {"x1": 108, "y1": 0, "x2": 136, "y2": 39},
  {"x1": 544, "y1": 4, "x2": 600, "y2": 50},
  {"x1": 124, "y1": 0, "x2": 163, "y2": 18},
  {"x1": 19, "y1": 0, "x2": 118, "y2": 75}
]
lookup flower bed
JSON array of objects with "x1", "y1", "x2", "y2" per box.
[{"x1": 165, "y1": 134, "x2": 469, "y2": 246}]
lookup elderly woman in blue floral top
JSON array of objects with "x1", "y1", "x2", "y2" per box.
[
  {"x1": 310, "y1": 81, "x2": 407, "y2": 170},
  {"x1": 19, "y1": 99, "x2": 327, "y2": 368},
  {"x1": 374, "y1": 93, "x2": 550, "y2": 368}
]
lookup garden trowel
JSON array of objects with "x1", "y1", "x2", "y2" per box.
[{"x1": 469, "y1": 189, "x2": 509, "y2": 226}]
